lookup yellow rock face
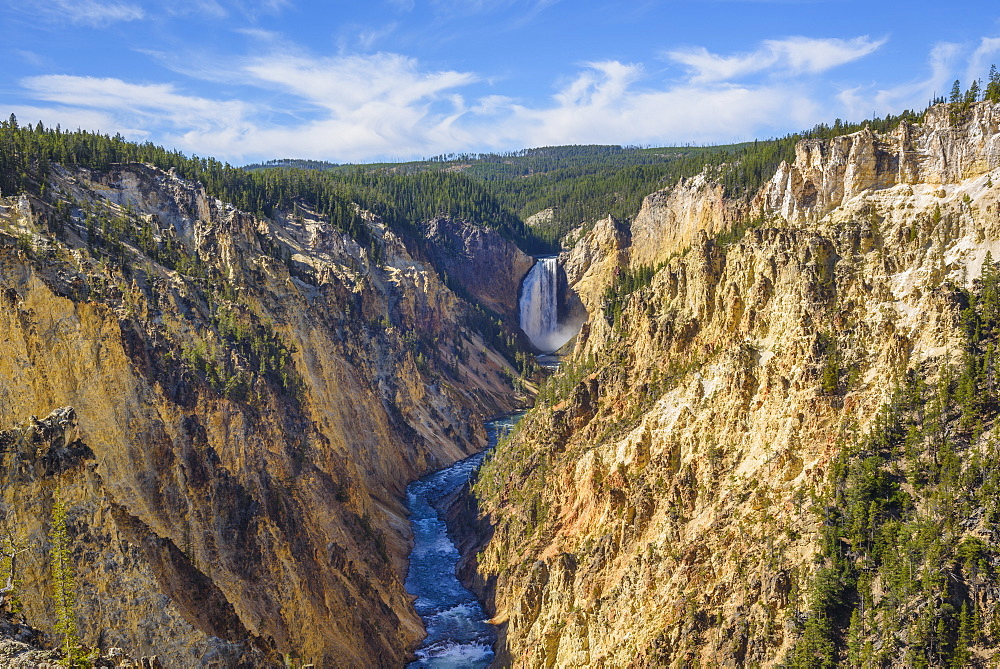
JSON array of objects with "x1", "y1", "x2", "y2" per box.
[
  {"x1": 0, "y1": 163, "x2": 522, "y2": 665},
  {"x1": 469, "y1": 102, "x2": 1000, "y2": 667}
]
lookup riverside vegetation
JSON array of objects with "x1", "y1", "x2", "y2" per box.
[{"x1": 3, "y1": 72, "x2": 1000, "y2": 666}]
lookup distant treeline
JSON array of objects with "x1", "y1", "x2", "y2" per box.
[
  {"x1": 3, "y1": 82, "x2": 994, "y2": 255},
  {"x1": 246, "y1": 104, "x2": 939, "y2": 248},
  {"x1": 0, "y1": 114, "x2": 549, "y2": 253}
]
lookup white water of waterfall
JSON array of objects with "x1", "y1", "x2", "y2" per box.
[{"x1": 519, "y1": 257, "x2": 580, "y2": 353}]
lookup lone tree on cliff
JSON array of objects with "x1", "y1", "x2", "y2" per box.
[
  {"x1": 0, "y1": 507, "x2": 28, "y2": 611},
  {"x1": 49, "y1": 491, "x2": 83, "y2": 667}
]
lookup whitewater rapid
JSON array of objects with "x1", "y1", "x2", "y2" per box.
[{"x1": 405, "y1": 416, "x2": 520, "y2": 668}]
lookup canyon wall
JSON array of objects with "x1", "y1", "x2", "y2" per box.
[
  {"x1": 467, "y1": 101, "x2": 1000, "y2": 666},
  {"x1": 0, "y1": 163, "x2": 525, "y2": 666}
]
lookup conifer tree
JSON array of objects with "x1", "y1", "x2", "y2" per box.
[
  {"x1": 965, "y1": 79, "x2": 981, "y2": 104},
  {"x1": 950, "y1": 79, "x2": 963, "y2": 103},
  {"x1": 49, "y1": 492, "x2": 81, "y2": 667},
  {"x1": 987, "y1": 65, "x2": 1000, "y2": 103}
]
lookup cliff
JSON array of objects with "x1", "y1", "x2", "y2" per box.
[
  {"x1": 420, "y1": 216, "x2": 535, "y2": 323},
  {"x1": 467, "y1": 101, "x2": 1000, "y2": 666},
  {"x1": 628, "y1": 174, "x2": 748, "y2": 269},
  {"x1": 0, "y1": 162, "x2": 525, "y2": 666}
]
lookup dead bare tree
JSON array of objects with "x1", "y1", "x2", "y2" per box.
[{"x1": 0, "y1": 506, "x2": 28, "y2": 610}]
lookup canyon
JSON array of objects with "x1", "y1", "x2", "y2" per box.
[
  {"x1": 3, "y1": 100, "x2": 1000, "y2": 667},
  {"x1": 0, "y1": 162, "x2": 527, "y2": 666}
]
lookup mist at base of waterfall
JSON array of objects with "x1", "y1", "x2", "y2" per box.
[{"x1": 519, "y1": 257, "x2": 583, "y2": 354}]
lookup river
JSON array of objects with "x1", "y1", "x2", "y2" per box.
[{"x1": 404, "y1": 415, "x2": 520, "y2": 668}]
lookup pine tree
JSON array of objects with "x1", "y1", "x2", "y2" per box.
[
  {"x1": 987, "y1": 65, "x2": 1000, "y2": 103},
  {"x1": 846, "y1": 608, "x2": 865, "y2": 667},
  {"x1": 965, "y1": 79, "x2": 981, "y2": 104},
  {"x1": 950, "y1": 79, "x2": 963, "y2": 104},
  {"x1": 49, "y1": 492, "x2": 81, "y2": 667},
  {"x1": 950, "y1": 602, "x2": 974, "y2": 667}
]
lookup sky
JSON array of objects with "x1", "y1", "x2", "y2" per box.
[{"x1": 2, "y1": 0, "x2": 1000, "y2": 165}]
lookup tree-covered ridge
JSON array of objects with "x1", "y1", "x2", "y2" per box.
[
  {"x1": 0, "y1": 115, "x2": 548, "y2": 254},
  {"x1": 247, "y1": 144, "x2": 726, "y2": 177},
  {"x1": 247, "y1": 105, "x2": 934, "y2": 249},
  {"x1": 250, "y1": 144, "x2": 748, "y2": 248},
  {"x1": 786, "y1": 258, "x2": 1000, "y2": 667}
]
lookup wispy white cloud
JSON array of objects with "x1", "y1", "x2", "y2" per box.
[
  {"x1": 243, "y1": 52, "x2": 476, "y2": 115},
  {"x1": 428, "y1": 0, "x2": 559, "y2": 20},
  {"x1": 165, "y1": 0, "x2": 228, "y2": 19},
  {"x1": 15, "y1": 50, "x2": 51, "y2": 68},
  {"x1": 21, "y1": 75, "x2": 253, "y2": 136},
  {"x1": 968, "y1": 37, "x2": 1000, "y2": 84},
  {"x1": 23, "y1": 0, "x2": 292, "y2": 25},
  {"x1": 258, "y1": 0, "x2": 291, "y2": 12},
  {"x1": 357, "y1": 23, "x2": 398, "y2": 50},
  {"x1": 668, "y1": 36, "x2": 885, "y2": 83},
  {"x1": 838, "y1": 42, "x2": 961, "y2": 119},
  {"x1": 667, "y1": 46, "x2": 776, "y2": 83},
  {"x1": 774, "y1": 36, "x2": 886, "y2": 74},
  {"x1": 495, "y1": 62, "x2": 817, "y2": 148},
  {"x1": 235, "y1": 0, "x2": 292, "y2": 18},
  {"x1": 44, "y1": 0, "x2": 145, "y2": 25},
  {"x1": 7, "y1": 105, "x2": 148, "y2": 138}
]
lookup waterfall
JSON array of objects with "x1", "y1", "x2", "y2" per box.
[{"x1": 519, "y1": 257, "x2": 580, "y2": 353}]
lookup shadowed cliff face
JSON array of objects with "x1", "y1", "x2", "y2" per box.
[
  {"x1": 420, "y1": 216, "x2": 535, "y2": 324},
  {"x1": 0, "y1": 163, "x2": 526, "y2": 665},
  {"x1": 465, "y1": 101, "x2": 1000, "y2": 667}
]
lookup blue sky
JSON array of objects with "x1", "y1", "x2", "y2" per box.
[{"x1": 2, "y1": 0, "x2": 1000, "y2": 164}]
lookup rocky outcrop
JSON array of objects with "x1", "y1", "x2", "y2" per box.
[
  {"x1": 561, "y1": 216, "x2": 629, "y2": 318},
  {"x1": 468, "y1": 101, "x2": 1000, "y2": 666},
  {"x1": 420, "y1": 216, "x2": 535, "y2": 321},
  {"x1": 759, "y1": 101, "x2": 1000, "y2": 223},
  {"x1": 0, "y1": 612, "x2": 58, "y2": 668},
  {"x1": 0, "y1": 163, "x2": 526, "y2": 665},
  {"x1": 629, "y1": 174, "x2": 748, "y2": 268}
]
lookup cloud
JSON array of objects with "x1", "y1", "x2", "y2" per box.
[
  {"x1": 243, "y1": 52, "x2": 476, "y2": 116},
  {"x1": 668, "y1": 36, "x2": 885, "y2": 83},
  {"x1": 773, "y1": 36, "x2": 885, "y2": 74},
  {"x1": 15, "y1": 50, "x2": 51, "y2": 68},
  {"x1": 44, "y1": 0, "x2": 145, "y2": 25},
  {"x1": 6, "y1": 106, "x2": 144, "y2": 137},
  {"x1": 837, "y1": 42, "x2": 961, "y2": 119},
  {"x1": 15, "y1": 53, "x2": 478, "y2": 162},
  {"x1": 20, "y1": 75, "x2": 253, "y2": 137},
  {"x1": 428, "y1": 0, "x2": 559, "y2": 20},
  {"x1": 357, "y1": 23, "x2": 398, "y2": 50},
  {"x1": 26, "y1": 0, "x2": 293, "y2": 25},
  {"x1": 968, "y1": 36, "x2": 1000, "y2": 83},
  {"x1": 494, "y1": 62, "x2": 817, "y2": 148},
  {"x1": 166, "y1": 0, "x2": 228, "y2": 19},
  {"x1": 258, "y1": 0, "x2": 291, "y2": 12}
]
